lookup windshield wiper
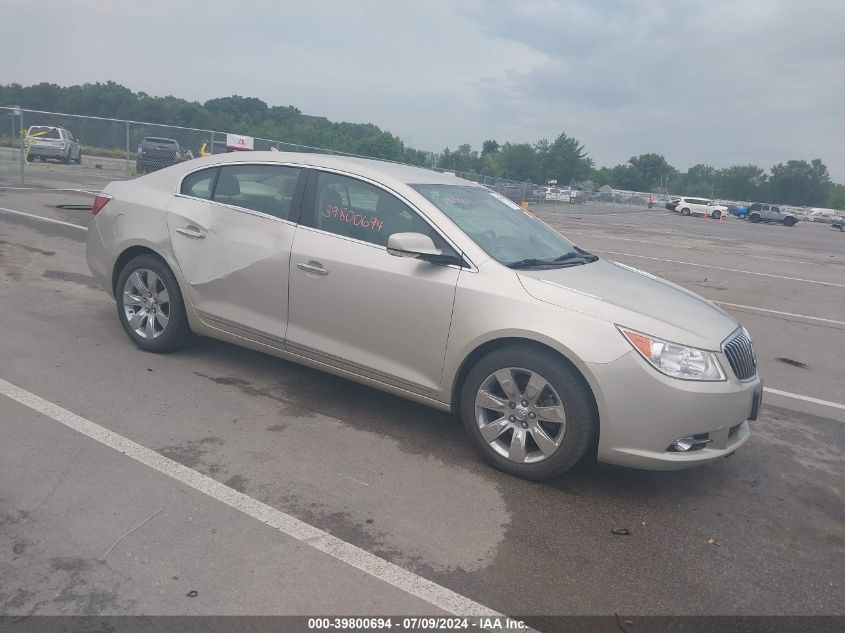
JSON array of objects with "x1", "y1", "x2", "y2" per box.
[
  {"x1": 506, "y1": 252, "x2": 596, "y2": 269},
  {"x1": 505, "y1": 258, "x2": 557, "y2": 269},
  {"x1": 572, "y1": 246, "x2": 599, "y2": 262}
]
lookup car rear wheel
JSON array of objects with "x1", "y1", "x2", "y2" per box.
[
  {"x1": 783, "y1": 216, "x2": 796, "y2": 227},
  {"x1": 681, "y1": 208, "x2": 691, "y2": 216},
  {"x1": 115, "y1": 255, "x2": 192, "y2": 353},
  {"x1": 460, "y1": 346, "x2": 597, "y2": 480},
  {"x1": 750, "y1": 213, "x2": 761, "y2": 223}
]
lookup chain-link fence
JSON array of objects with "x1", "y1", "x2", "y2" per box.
[
  {"x1": 3, "y1": 106, "x2": 675, "y2": 211},
  {"x1": 1, "y1": 107, "x2": 548, "y2": 203}
]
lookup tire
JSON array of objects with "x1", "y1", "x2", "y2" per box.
[
  {"x1": 782, "y1": 216, "x2": 796, "y2": 227},
  {"x1": 74, "y1": 152, "x2": 82, "y2": 165},
  {"x1": 460, "y1": 345, "x2": 597, "y2": 480},
  {"x1": 681, "y1": 208, "x2": 691, "y2": 216},
  {"x1": 115, "y1": 254, "x2": 192, "y2": 353},
  {"x1": 749, "y1": 213, "x2": 761, "y2": 223},
  {"x1": 711, "y1": 210, "x2": 721, "y2": 219}
]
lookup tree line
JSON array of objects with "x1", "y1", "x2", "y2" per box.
[{"x1": 2, "y1": 81, "x2": 841, "y2": 209}]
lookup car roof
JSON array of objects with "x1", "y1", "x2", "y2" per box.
[{"x1": 186, "y1": 151, "x2": 476, "y2": 186}]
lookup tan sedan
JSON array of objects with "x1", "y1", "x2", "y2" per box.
[{"x1": 86, "y1": 152, "x2": 763, "y2": 480}]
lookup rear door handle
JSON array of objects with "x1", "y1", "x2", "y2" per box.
[
  {"x1": 297, "y1": 262, "x2": 329, "y2": 276},
  {"x1": 176, "y1": 226, "x2": 205, "y2": 239}
]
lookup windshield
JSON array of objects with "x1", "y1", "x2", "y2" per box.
[{"x1": 411, "y1": 184, "x2": 596, "y2": 269}]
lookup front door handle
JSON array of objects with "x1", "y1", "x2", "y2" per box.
[
  {"x1": 297, "y1": 261, "x2": 329, "y2": 276},
  {"x1": 176, "y1": 226, "x2": 205, "y2": 239}
]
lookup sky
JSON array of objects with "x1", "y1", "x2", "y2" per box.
[{"x1": 1, "y1": 0, "x2": 844, "y2": 181}]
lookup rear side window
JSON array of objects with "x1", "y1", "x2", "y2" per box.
[
  {"x1": 145, "y1": 137, "x2": 177, "y2": 145},
  {"x1": 181, "y1": 167, "x2": 219, "y2": 200},
  {"x1": 213, "y1": 164, "x2": 302, "y2": 221}
]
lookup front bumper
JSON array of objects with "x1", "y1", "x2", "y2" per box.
[{"x1": 589, "y1": 351, "x2": 761, "y2": 470}]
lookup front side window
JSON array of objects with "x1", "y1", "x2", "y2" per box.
[
  {"x1": 180, "y1": 167, "x2": 219, "y2": 200},
  {"x1": 412, "y1": 184, "x2": 596, "y2": 269},
  {"x1": 213, "y1": 164, "x2": 302, "y2": 221},
  {"x1": 312, "y1": 171, "x2": 437, "y2": 247}
]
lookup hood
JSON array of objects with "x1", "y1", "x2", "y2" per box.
[{"x1": 516, "y1": 259, "x2": 738, "y2": 351}]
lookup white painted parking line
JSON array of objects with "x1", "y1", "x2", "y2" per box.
[
  {"x1": 561, "y1": 230, "x2": 818, "y2": 266},
  {"x1": 0, "y1": 206, "x2": 88, "y2": 230},
  {"x1": 763, "y1": 388, "x2": 845, "y2": 412},
  {"x1": 536, "y1": 209, "x2": 664, "y2": 217},
  {"x1": 0, "y1": 186, "x2": 98, "y2": 194},
  {"x1": 594, "y1": 249, "x2": 845, "y2": 288},
  {"x1": 714, "y1": 301, "x2": 845, "y2": 326},
  {"x1": 0, "y1": 377, "x2": 503, "y2": 618}
]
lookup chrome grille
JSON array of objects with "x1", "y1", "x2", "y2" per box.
[{"x1": 723, "y1": 330, "x2": 757, "y2": 380}]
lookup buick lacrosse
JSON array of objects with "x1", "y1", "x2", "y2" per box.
[{"x1": 87, "y1": 152, "x2": 762, "y2": 479}]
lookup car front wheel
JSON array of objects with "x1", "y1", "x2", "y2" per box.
[
  {"x1": 681, "y1": 208, "x2": 690, "y2": 216},
  {"x1": 461, "y1": 346, "x2": 597, "y2": 480},
  {"x1": 115, "y1": 254, "x2": 192, "y2": 353},
  {"x1": 783, "y1": 217, "x2": 796, "y2": 227}
]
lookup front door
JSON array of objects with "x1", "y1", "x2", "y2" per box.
[
  {"x1": 285, "y1": 170, "x2": 461, "y2": 397},
  {"x1": 167, "y1": 163, "x2": 305, "y2": 345}
]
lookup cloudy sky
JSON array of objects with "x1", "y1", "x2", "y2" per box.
[{"x1": 2, "y1": 0, "x2": 844, "y2": 180}]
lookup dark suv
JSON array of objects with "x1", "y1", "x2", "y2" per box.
[{"x1": 136, "y1": 137, "x2": 188, "y2": 174}]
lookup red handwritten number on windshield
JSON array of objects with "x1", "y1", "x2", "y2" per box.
[{"x1": 322, "y1": 205, "x2": 383, "y2": 232}]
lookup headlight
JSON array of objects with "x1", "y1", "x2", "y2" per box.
[{"x1": 618, "y1": 327, "x2": 725, "y2": 381}]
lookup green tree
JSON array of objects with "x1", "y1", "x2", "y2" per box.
[
  {"x1": 715, "y1": 165, "x2": 766, "y2": 201},
  {"x1": 826, "y1": 183, "x2": 845, "y2": 210},
  {"x1": 766, "y1": 159, "x2": 831, "y2": 206},
  {"x1": 481, "y1": 139, "x2": 500, "y2": 156},
  {"x1": 499, "y1": 143, "x2": 540, "y2": 182},
  {"x1": 547, "y1": 133, "x2": 594, "y2": 185},
  {"x1": 679, "y1": 164, "x2": 718, "y2": 197},
  {"x1": 627, "y1": 153, "x2": 675, "y2": 191}
]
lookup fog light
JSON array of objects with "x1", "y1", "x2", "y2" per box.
[{"x1": 670, "y1": 434, "x2": 712, "y2": 452}]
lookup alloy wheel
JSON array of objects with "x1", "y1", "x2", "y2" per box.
[
  {"x1": 122, "y1": 269, "x2": 170, "y2": 340},
  {"x1": 474, "y1": 367, "x2": 566, "y2": 464}
]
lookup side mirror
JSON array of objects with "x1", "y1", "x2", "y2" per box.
[
  {"x1": 387, "y1": 232, "x2": 442, "y2": 258},
  {"x1": 387, "y1": 232, "x2": 464, "y2": 266}
]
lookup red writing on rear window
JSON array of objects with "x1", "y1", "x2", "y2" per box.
[{"x1": 321, "y1": 205, "x2": 384, "y2": 232}]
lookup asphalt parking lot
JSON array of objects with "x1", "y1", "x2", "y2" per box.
[{"x1": 1, "y1": 171, "x2": 843, "y2": 622}]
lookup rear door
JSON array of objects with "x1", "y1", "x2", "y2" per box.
[
  {"x1": 285, "y1": 170, "x2": 461, "y2": 397},
  {"x1": 167, "y1": 163, "x2": 305, "y2": 345}
]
